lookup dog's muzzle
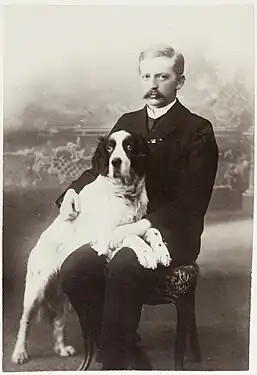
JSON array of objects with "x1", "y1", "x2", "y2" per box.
[
  {"x1": 112, "y1": 158, "x2": 122, "y2": 169},
  {"x1": 111, "y1": 157, "x2": 123, "y2": 177}
]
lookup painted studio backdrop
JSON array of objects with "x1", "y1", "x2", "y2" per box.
[{"x1": 3, "y1": 5, "x2": 254, "y2": 372}]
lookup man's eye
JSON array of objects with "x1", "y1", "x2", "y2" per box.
[
  {"x1": 160, "y1": 74, "x2": 169, "y2": 80},
  {"x1": 106, "y1": 145, "x2": 113, "y2": 152},
  {"x1": 142, "y1": 74, "x2": 150, "y2": 80}
]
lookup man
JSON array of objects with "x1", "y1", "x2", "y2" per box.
[{"x1": 57, "y1": 44, "x2": 219, "y2": 369}]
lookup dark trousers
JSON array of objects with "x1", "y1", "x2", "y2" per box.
[{"x1": 60, "y1": 245, "x2": 174, "y2": 369}]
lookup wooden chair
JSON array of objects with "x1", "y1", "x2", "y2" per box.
[{"x1": 77, "y1": 262, "x2": 201, "y2": 371}]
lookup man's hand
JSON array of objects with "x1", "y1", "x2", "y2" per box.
[
  {"x1": 109, "y1": 219, "x2": 151, "y2": 250},
  {"x1": 60, "y1": 189, "x2": 81, "y2": 222}
]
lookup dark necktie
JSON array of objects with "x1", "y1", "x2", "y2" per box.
[{"x1": 148, "y1": 117, "x2": 157, "y2": 131}]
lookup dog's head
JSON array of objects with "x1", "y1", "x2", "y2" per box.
[{"x1": 92, "y1": 130, "x2": 149, "y2": 185}]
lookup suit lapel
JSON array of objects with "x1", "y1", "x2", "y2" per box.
[
  {"x1": 148, "y1": 100, "x2": 190, "y2": 140},
  {"x1": 126, "y1": 100, "x2": 190, "y2": 140},
  {"x1": 132, "y1": 107, "x2": 148, "y2": 138}
]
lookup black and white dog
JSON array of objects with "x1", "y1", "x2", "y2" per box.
[{"x1": 12, "y1": 130, "x2": 171, "y2": 364}]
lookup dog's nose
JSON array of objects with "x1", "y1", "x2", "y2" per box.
[{"x1": 111, "y1": 158, "x2": 122, "y2": 168}]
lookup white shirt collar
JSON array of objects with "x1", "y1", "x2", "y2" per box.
[{"x1": 147, "y1": 98, "x2": 177, "y2": 119}]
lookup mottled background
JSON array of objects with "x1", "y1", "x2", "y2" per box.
[
  {"x1": 2, "y1": 4, "x2": 255, "y2": 372},
  {"x1": 3, "y1": 5, "x2": 254, "y2": 190}
]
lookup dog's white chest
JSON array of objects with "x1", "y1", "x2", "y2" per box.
[
  {"x1": 78, "y1": 176, "x2": 136, "y2": 226},
  {"x1": 53, "y1": 176, "x2": 141, "y2": 261}
]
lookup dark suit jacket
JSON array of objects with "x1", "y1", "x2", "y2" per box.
[{"x1": 56, "y1": 100, "x2": 219, "y2": 265}]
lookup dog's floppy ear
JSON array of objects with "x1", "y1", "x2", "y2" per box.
[
  {"x1": 129, "y1": 132, "x2": 150, "y2": 177},
  {"x1": 91, "y1": 136, "x2": 109, "y2": 176},
  {"x1": 128, "y1": 132, "x2": 149, "y2": 159},
  {"x1": 134, "y1": 132, "x2": 149, "y2": 157}
]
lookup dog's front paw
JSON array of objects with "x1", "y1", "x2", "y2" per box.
[
  {"x1": 144, "y1": 228, "x2": 172, "y2": 267},
  {"x1": 54, "y1": 344, "x2": 76, "y2": 357},
  {"x1": 122, "y1": 235, "x2": 158, "y2": 269},
  {"x1": 156, "y1": 242, "x2": 172, "y2": 267},
  {"x1": 138, "y1": 251, "x2": 158, "y2": 270},
  {"x1": 12, "y1": 347, "x2": 29, "y2": 364},
  {"x1": 144, "y1": 228, "x2": 163, "y2": 245}
]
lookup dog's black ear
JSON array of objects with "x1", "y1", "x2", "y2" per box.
[
  {"x1": 130, "y1": 133, "x2": 150, "y2": 177},
  {"x1": 131, "y1": 132, "x2": 149, "y2": 158},
  {"x1": 91, "y1": 136, "x2": 109, "y2": 175}
]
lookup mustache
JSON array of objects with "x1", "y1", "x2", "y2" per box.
[{"x1": 143, "y1": 90, "x2": 165, "y2": 99}]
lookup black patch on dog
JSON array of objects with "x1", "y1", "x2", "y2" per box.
[
  {"x1": 92, "y1": 132, "x2": 149, "y2": 180},
  {"x1": 123, "y1": 133, "x2": 149, "y2": 178},
  {"x1": 91, "y1": 136, "x2": 110, "y2": 176}
]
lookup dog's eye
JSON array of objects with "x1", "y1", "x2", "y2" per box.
[
  {"x1": 126, "y1": 145, "x2": 132, "y2": 151},
  {"x1": 106, "y1": 145, "x2": 113, "y2": 153}
]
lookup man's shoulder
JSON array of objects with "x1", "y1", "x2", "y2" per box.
[
  {"x1": 185, "y1": 107, "x2": 213, "y2": 133},
  {"x1": 110, "y1": 107, "x2": 146, "y2": 134},
  {"x1": 120, "y1": 107, "x2": 145, "y2": 120}
]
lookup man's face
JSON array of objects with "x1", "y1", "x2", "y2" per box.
[{"x1": 139, "y1": 56, "x2": 184, "y2": 108}]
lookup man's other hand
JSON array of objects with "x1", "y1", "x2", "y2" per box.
[{"x1": 60, "y1": 189, "x2": 81, "y2": 222}]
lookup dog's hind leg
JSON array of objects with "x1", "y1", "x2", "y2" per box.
[
  {"x1": 12, "y1": 246, "x2": 53, "y2": 364},
  {"x1": 42, "y1": 279, "x2": 76, "y2": 357},
  {"x1": 52, "y1": 311, "x2": 76, "y2": 357}
]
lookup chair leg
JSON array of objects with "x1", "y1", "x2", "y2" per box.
[
  {"x1": 130, "y1": 343, "x2": 152, "y2": 370},
  {"x1": 175, "y1": 300, "x2": 189, "y2": 370},
  {"x1": 77, "y1": 335, "x2": 95, "y2": 371},
  {"x1": 188, "y1": 289, "x2": 201, "y2": 363}
]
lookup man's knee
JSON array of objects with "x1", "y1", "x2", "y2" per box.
[
  {"x1": 107, "y1": 247, "x2": 141, "y2": 279},
  {"x1": 60, "y1": 244, "x2": 106, "y2": 291}
]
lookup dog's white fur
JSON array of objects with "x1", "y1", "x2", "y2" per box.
[{"x1": 12, "y1": 131, "x2": 171, "y2": 364}]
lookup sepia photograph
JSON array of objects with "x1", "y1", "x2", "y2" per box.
[{"x1": 2, "y1": 3, "x2": 255, "y2": 372}]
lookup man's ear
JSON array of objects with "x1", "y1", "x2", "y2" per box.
[
  {"x1": 91, "y1": 136, "x2": 109, "y2": 175},
  {"x1": 176, "y1": 74, "x2": 185, "y2": 91}
]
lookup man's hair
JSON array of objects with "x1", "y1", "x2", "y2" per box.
[{"x1": 139, "y1": 44, "x2": 185, "y2": 77}]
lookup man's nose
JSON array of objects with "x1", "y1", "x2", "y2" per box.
[{"x1": 150, "y1": 77, "x2": 158, "y2": 89}]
